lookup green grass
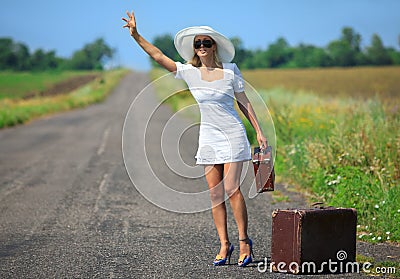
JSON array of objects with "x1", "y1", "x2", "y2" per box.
[
  {"x1": 259, "y1": 88, "x2": 399, "y2": 244},
  {"x1": 0, "y1": 69, "x2": 129, "y2": 128},
  {"x1": 357, "y1": 254, "x2": 399, "y2": 277},
  {"x1": 0, "y1": 71, "x2": 95, "y2": 99}
]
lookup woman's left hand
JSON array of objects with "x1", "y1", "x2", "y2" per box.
[{"x1": 257, "y1": 132, "x2": 268, "y2": 150}]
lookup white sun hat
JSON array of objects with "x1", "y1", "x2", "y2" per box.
[{"x1": 174, "y1": 26, "x2": 235, "y2": 63}]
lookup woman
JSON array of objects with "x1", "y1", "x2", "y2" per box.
[{"x1": 122, "y1": 11, "x2": 268, "y2": 267}]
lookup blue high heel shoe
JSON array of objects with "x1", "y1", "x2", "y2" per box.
[
  {"x1": 213, "y1": 243, "x2": 234, "y2": 266},
  {"x1": 238, "y1": 238, "x2": 254, "y2": 267}
]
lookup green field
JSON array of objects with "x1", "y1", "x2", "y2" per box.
[
  {"x1": 0, "y1": 71, "x2": 94, "y2": 99},
  {"x1": 0, "y1": 69, "x2": 129, "y2": 128},
  {"x1": 150, "y1": 66, "x2": 400, "y2": 244}
]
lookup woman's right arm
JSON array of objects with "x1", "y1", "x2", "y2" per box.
[{"x1": 122, "y1": 11, "x2": 177, "y2": 72}]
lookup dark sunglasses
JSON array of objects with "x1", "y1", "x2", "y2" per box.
[{"x1": 193, "y1": 39, "x2": 214, "y2": 49}]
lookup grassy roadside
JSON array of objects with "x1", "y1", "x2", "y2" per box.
[
  {"x1": 260, "y1": 88, "x2": 399, "y2": 244},
  {"x1": 149, "y1": 67, "x2": 400, "y2": 245},
  {"x1": 0, "y1": 69, "x2": 129, "y2": 128},
  {"x1": 357, "y1": 254, "x2": 400, "y2": 277}
]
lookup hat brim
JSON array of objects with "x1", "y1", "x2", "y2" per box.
[{"x1": 174, "y1": 26, "x2": 235, "y2": 63}]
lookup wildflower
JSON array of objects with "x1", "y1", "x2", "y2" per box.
[
  {"x1": 398, "y1": 209, "x2": 400, "y2": 213},
  {"x1": 386, "y1": 231, "x2": 390, "y2": 235},
  {"x1": 372, "y1": 237, "x2": 376, "y2": 240},
  {"x1": 377, "y1": 237, "x2": 382, "y2": 240},
  {"x1": 374, "y1": 204, "x2": 379, "y2": 209},
  {"x1": 381, "y1": 200, "x2": 385, "y2": 204},
  {"x1": 372, "y1": 217, "x2": 376, "y2": 221},
  {"x1": 357, "y1": 225, "x2": 361, "y2": 228},
  {"x1": 387, "y1": 236, "x2": 390, "y2": 240},
  {"x1": 369, "y1": 233, "x2": 372, "y2": 236},
  {"x1": 359, "y1": 235, "x2": 364, "y2": 238},
  {"x1": 365, "y1": 226, "x2": 369, "y2": 229}
]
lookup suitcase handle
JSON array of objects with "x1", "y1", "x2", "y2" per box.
[
  {"x1": 311, "y1": 202, "x2": 324, "y2": 207},
  {"x1": 258, "y1": 159, "x2": 271, "y2": 164},
  {"x1": 311, "y1": 202, "x2": 335, "y2": 209},
  {"x1": 253, "y1": 146, "x2": 272, "y2": 163}
]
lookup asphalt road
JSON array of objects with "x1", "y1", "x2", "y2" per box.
[{"x1": 0, "y1": 72, "x2": 394, "y2": 278}]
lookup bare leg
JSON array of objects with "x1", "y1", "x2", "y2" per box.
[
  {"x1": 205, "y1": 164, "x2": 231, "y2": 258},
  {"x1": 223, "y1": 162, "x2": 251, "y2": 258}
]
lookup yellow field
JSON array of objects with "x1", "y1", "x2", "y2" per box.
[{"x1": 242, "y1": 66, "x2": 400, "y2": 100}]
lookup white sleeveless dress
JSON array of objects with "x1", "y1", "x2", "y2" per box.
[{"x1": 175, "y1": 62, "x2": 251, "y2": 165}]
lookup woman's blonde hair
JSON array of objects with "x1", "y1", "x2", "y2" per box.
[{"x1": 188, "y1": 37, "x2": 222, "y2": 68}]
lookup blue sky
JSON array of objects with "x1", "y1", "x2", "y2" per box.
[{"x1": 1, "y1": 0, "x2": 399, "y2": 71}]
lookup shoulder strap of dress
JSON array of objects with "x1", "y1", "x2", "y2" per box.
[{"x1": 222, "y1": 62, "x2": 234, "y2": 71}]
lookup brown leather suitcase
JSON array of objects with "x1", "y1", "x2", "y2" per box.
[
  {"x1": 252, "y1": 146, "x2": 274, "y2": 192},
  {"x1": 270, "y1": 207, "x2": 357, "y2": 274}
]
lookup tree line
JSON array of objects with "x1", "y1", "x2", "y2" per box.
[
  {"x1": 0, "y1": 38, "x2": 114, "y2": 71},
  {"x1": 152, "y1": 27, "x2": 400, "y2": 69},
  {"x1": 1, "y1": 27, "x2": 399, "y2": 71}
]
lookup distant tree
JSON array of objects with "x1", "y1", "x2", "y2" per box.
[
  {"x1": 30, "y1": 49, "x2": 45, "y2": 70},
  {"x1": 291, "y1": 44, "x2": 331, "y2": 68},
  {"x1": 341, "y1": 27, "x2": 362, "y2": 52},
  {"x1": 366, "y1": 34, "x2": 392, "y2": 65},
  {"x1": 231, "y1": 37, "x2": 249, "y2": 67},
  {"x1": 68, "y1": 38, "x2": 114, "y2": 70},
  {"x1": 355, "y1": 51, "x2": 369, "y2": 66},
  {"x1": 68, "y1": 49, "x2": 92, "y2": 70},
  {"x1": 151, "y1": 34, "x2": 183, "y2": 67},
  {"x1": 327, "y1": 40, "x2": 356, "y2": 66},
  {"x1": 0, "y1": 37, "x2": 117, "y2": 71},
  {"x1": 0, "y1": 38, "x2": 31, "y2": 71},
  {"x1": 311, "y1": 47, "x2": 333, "y2": 67},
  {"x1": 0, "y1": 38, "x2": 16, "y2": 70},
  {"x1": 265, "y1": 37, "x2": 292, "y2": 68},
  {"x1": 249, "y1": 49, "x2": 270, "y2": 68},
  {"x1": 387, "y1": 47, "x2": 400, "y2": 65},
  {"x1": 14, "y1": 43, "x2": 31, "y2": 70},
  {"x1": 30, "y1": 49, "x2": 58, "y2": 71},
  {"x1": 327, "y1": 27, "x2": 363, "y2": 67}
]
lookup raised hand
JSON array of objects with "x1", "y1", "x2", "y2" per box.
[
  {"x1": 122, "y1": 11, "x2": 137, "y2": 36},
  {"x1": 121, "y1": 9, "x2": 177, "y2": 72}
]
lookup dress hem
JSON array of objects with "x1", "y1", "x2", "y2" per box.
[{"x1": 195, "y1": 158, "x2": 251, "y2": 165}]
